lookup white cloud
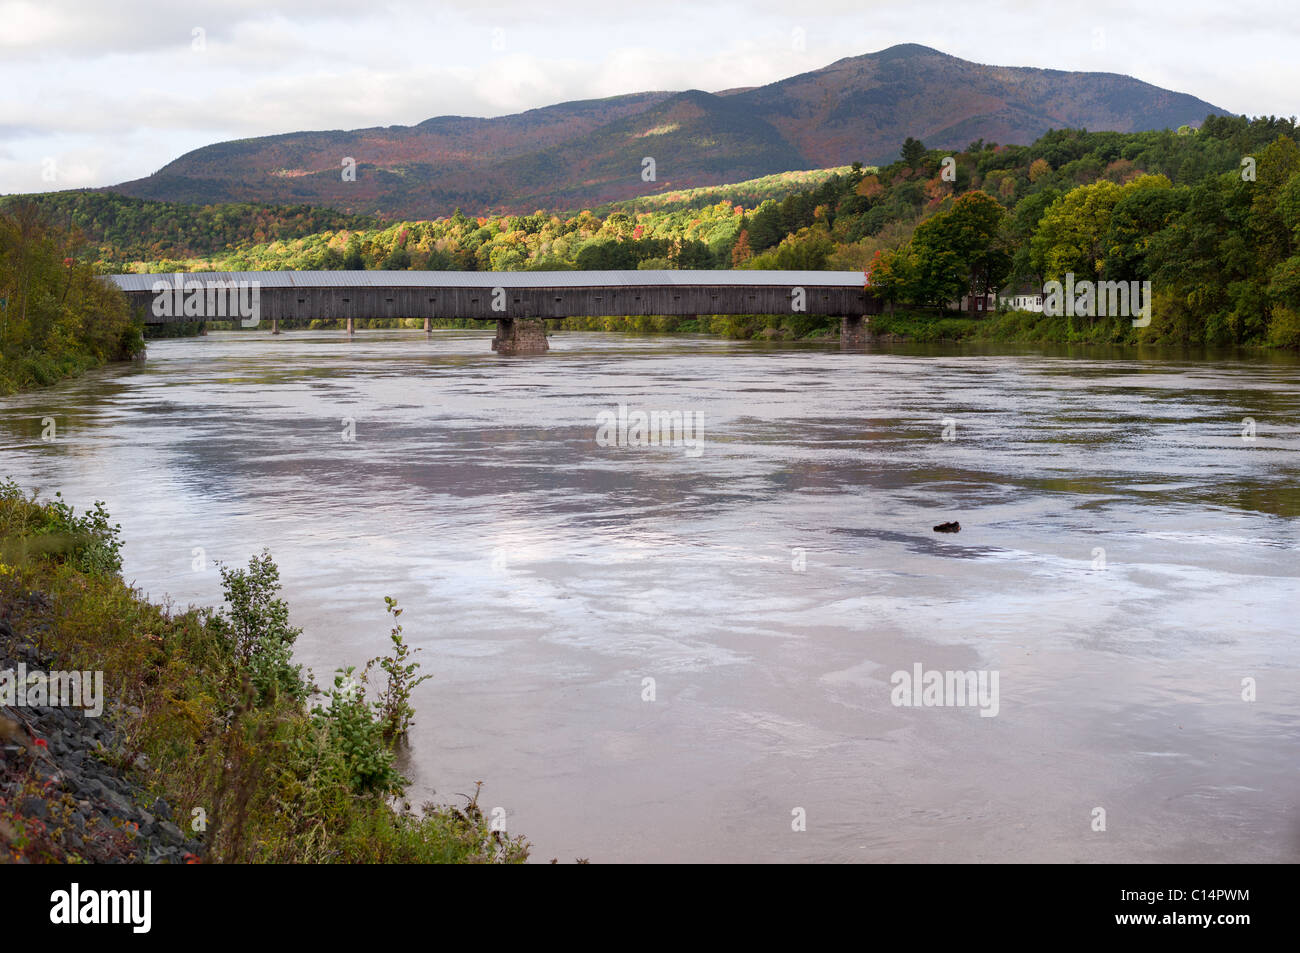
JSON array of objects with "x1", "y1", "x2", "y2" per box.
[{"x1": 1, "y1": 0, "x2": 1296, "y2": 195}]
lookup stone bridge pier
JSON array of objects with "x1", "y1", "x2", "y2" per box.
[
  {"x1": 840, "y1": 314, "x2": 870, "y2": 348},
  {"x1": 492, "y1": 317, "x2": 550, "y2": 355}
]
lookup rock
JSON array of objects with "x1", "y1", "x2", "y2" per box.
[
  {"x1": 157, "y1": 820, "x2": 186, "y2": 845},
  {"x1": 98, "y1": 783, "x2": 135, "y2": 817},
  {"x1": 0, "y1": 609, "x2": 210, "y2": 866},
  {"x1": 933, "y1": 521, "x2": 961, "y2": 533},
  {"x1": 18, "y1": 796, "x2": 49, "y2": 819}
]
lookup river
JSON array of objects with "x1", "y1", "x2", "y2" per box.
[{"x1": 2, "y1": 328, "x2": 1298, "y2": 862}]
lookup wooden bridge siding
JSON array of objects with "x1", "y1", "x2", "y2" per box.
[{"x1": 126, "y1": 285, "x2": 878, "y2": 323}]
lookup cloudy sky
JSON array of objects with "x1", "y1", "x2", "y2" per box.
[{"x1": 2, "y1": 0, "x2": 1296, "y2": 195}]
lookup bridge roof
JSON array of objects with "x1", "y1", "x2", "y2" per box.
[{"x1": 105, "y1": 269, "x2": 868, "y2": 293}]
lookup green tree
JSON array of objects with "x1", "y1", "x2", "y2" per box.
[
  {"x1": 910, "y1": 191, "x2": 1011, "y2": 313},
  {"x1": 1102, "y1": 175, "x2": 1182, "y2": 281},
  {"x1": 342, "y1": 237, "x2": 364, "y2": 270},
  {"x1": 1029, "y1": 179, "x2": 1161, "y2": 283},
  {"x1": 747, "y1": 200, "x2": 785, "y2": 252},
  {"x1": 901, "y1": 137, "x2": 927, "y2": 170}
]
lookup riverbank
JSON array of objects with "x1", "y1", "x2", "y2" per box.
[
  {"x1": 0, "y1": 481, "x2": 529, "y2": 863},
  {"x1": 0, "y1": 205, "x2": 145, "y2": 396},
  {"x1": 868, "y1": 307, "x2": 1300, "y2": 348},
  {"x1": 1, "y1": 617, "x2": 204, "y2": 862},
  {"x1": 866, "y1": 309, "x2": 1138, "y2": 345},
  {"x1": 145, "y1": 307, "x2": 1300, "y2": 348}
]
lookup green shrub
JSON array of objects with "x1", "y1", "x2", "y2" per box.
[
  {"x1": 0, "y1": 482, "x2": 122, "y2": 575},
  {"x1": 212, "y1": 551, "x2": 305, "y2": 703},
  {"x1": 1267, "y1": 305, "x2": 1300, "y2": 348},
  {"x1": 364, "y1": 597, "x2": 431, "y2": 742},
  {"x1": 311, "y1": 667, "x2": 404, "y2": 795}
]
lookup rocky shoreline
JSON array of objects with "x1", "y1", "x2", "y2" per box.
[{"x1": 0, "y1": 605, "x2": 203, "y2": 864}]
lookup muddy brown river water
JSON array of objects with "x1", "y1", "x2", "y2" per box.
[{"x1": 2, "y1": 329, "x2": 1297, "y2": 862}]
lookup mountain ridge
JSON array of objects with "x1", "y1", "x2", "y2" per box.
[{"x1": 107, "y1": 44, "x2": 1228, "y2": 218}]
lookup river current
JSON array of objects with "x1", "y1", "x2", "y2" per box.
[{"x1": 1, "y1": 329, "x2": 1297, "y2": 862}]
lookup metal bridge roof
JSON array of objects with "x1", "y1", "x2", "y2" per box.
[{"x1": 105, "y1": 269, "x2": 868, "y2": 293}]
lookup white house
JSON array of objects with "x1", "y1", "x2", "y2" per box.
[{"x1": 997, "y1": 283, "x2": 1045, "y2": 312}]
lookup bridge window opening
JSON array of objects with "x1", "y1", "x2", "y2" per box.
[
  {"x1": 554, "y1": 297, "x2": 562, "y2": 303},
  {"x1": 385, "y1": 298, "x2": 393, "y2": 303},
  {"x1": 297, "y1": 299, "x2": 305, "y2": 304},
  {"x1": 342, "y1": 298, "x2": 350, "y2": 303}
]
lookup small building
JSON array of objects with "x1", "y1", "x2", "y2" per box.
[
  {"x1": 947, "y1": 292, "x2": 997, "y2": 312},
  {"x1": 997, "y1": 282, "x2": 1044, "y2": 312}
]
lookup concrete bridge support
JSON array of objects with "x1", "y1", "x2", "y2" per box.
[
  {"x1": 424, "y1": 317, "x2": 431, "y2": 333},
  {"x1": 840, "y1": 314, "x2": 869, "y2": 348},
  {"x1": 271, "y1": 318, "x2": 280, "y2": 335},
  {"x1": 492, "y1": 318, "x2": 549, "y2": 355},
  {"x1": 346, "y1": 317, "x2": 355, "y2": 335}
]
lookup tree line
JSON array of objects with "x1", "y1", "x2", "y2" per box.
[
  {"x1": 0, "y1": 202, "x2": 143, "y2": 393},
  {"x1": 98, "y1": 113, "x2": 1300, "y2": 347},
  {"x1": 7, "y1": 112, "x2": 1299, "y2": 364}
]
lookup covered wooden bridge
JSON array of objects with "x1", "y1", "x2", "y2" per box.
[{"x1": 104, "y1": 270, "x2": 879, "y2": 353}]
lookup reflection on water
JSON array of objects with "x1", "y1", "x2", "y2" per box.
[{"x1": 2, "y1": 329, "x2": 1298, "y2": 862}]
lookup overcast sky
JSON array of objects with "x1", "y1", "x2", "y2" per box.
[{"x1": 2, "y1": 0, "x2": 1296, "y2": 195}]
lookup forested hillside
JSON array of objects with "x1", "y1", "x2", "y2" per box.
[
  {"x1": 113, "y1": 114, "x2": 1300, "y2": 347},
  {"x1": 0, "y1": 192, "x2": 378, "y2": 267}
]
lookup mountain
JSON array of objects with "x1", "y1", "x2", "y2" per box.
[{"x1": 107, "y1": 44, "x2": 1228, "y2": 219}]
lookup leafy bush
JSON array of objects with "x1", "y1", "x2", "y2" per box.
[
  {"x1": 1268, "y1": 305, "x2": 1300, "y2": 348},
  {"x1": 0, "y1": 482, "x2": 122, "y2": 575},
  {"x1": 211, "y1": 551, "x2": 304, "y2": 703},
  {"x1": 364, "y1": 597, "x2": 431, "y2": 742},
  {"x1": 311, "y1": 667, "x2": 403, "y2": 795}
]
